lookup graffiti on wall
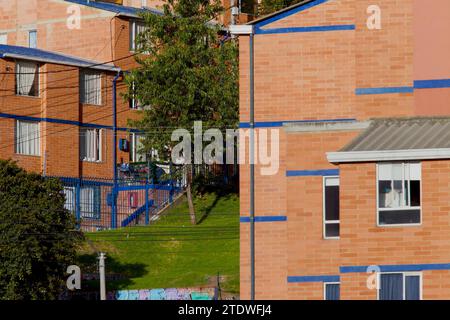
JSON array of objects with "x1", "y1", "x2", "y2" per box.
[
  {"x1": 61, "y1": 287, "x2": 218, "y2": 300},
  {"x1": 112, "y1": 287, "x2": 218, "y2": 300}
]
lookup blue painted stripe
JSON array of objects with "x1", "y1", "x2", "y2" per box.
[
  {"x1": 0, "y1": 112, "x2": 139, "y2": 132},
  {"x1": 239, "y1": 118, "x2": 356, "y2": 129},
  {"x1": 256, "y1": 0, "x2": 329, "y2": 28},
  {"x1": 414, "y1": 79, "x2": 450, "y2": 89},
  {"x1": 240, "y1": 216, "x2": 287, "y2": 223},
  {"x1": 286, "y1": 169, "x2": 339, "y2": 177},
  {"x1": 288, "y1": 275, "x2": 340, "y2": 283},
  {"x1": 255, "y1": 24, "x2": 355, "y2": 35},
  {"x1": 340, "y1": 263, "x2": 450, "y2": 274},
  {"x1": 355, "y1": 86, "x2": 414, "y2": 95}
]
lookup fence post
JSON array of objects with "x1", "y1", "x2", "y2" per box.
[
  {"x1": 145, "y1": 184, "x2": 150, "y2": 225},
  {"x1": 75, "y1": 180, "x2": 81, "y2": 227},
  {"x1": 111, "y1": 186, "x2": 117, "y2": 229},
  {"x1": 169, "y1": 162, "x2": 174, "y2": 204}
]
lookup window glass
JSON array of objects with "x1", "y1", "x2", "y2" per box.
[
  {"x1": 80, "y1": 71, "x2": 102, "y2": 105},
  {"x1": 15, "y1": 120, "x2": 40, "y2": 156},
  {"x1": 377, "y1": 163, "x2": 421, "y2": 225},
  {"x1": 16, "y1": 61, "x2": 39, "y2": 96}
]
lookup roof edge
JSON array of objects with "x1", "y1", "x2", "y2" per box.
[
  {"x1": 248, "y1": 0, "x2": 323, "y2": 27},
  {"x1": 327, "y1": 148, "x2": 450, "y2": 163},
  {"x1": 1, "y1": 53, "x2": 120, "y2": 72}
]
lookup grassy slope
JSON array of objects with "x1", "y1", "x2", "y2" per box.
[{"x1": 78, "y1": 191, "x2": 239, "y2": 294}]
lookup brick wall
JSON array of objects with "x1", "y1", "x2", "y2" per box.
[{"x1": 239, "y1": 0, "x2": 450, "y2": 299}]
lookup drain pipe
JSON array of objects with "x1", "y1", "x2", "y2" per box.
[{"x1": 112, "y1": 70, "x2": 122, "y2": 229}]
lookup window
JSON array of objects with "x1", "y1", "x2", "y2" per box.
[
  {"x1": 324, "y1": 283, "x2": 340, "y2": 300},
  {"x1": 130, "y1": 133, "x2": 147, "y2": 163},
  {"x1": 16, "y1": 61, "x2": 39, "y2": 96},
  {"x1": 80, "y1": 128, "x2": 102, "y2": 162},
  {"x1": 378, "y1": 273, "x2": 421, "y2": 300},
  {"x1": 80, "y1": 71, "x2": 102, "y2": 105},
  {"x1": 15, "y1": 120, "x2": 40, "y2": 156},
  {"x1": 63, "y1": 187, "x2": 76, "y2": 212},
  {"x1": 130, "y1": 19, "x2": 146, "y2": 51},
  {"x1": 0, "y1": 33, "x2": 7, "y2": 45},
  {"x1": 323, "y1": 176, "x2": 340, "y2": 239},
  {"x1": 28, "y1": 30, "x2": 37, "y2": 48},
  {"x1": 377, "y1": 162, "x2": 421, "y2": 226},
  {"x1": 80, "y1": 186, "x2": 101, "y2": 219}
]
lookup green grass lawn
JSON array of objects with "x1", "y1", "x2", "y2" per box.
[{"x1": 78, "y1": 190, "x2": 239, "y2": 295}]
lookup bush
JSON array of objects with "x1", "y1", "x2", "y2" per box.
[{"x1": 0, "y1": 160, "x2": 83, "y2": 300}]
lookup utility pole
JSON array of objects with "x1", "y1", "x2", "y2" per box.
[{"x1": 99, "y1": 252, "x2": 106, "y2": 301}]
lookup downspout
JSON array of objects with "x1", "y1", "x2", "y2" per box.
[{"x1": 112, "y1": 70, "x2": 122, "y2": 229}]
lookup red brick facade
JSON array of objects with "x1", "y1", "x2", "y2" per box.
[{"x1": 239, "y1": 0, "x2": 450, "y2": 299}]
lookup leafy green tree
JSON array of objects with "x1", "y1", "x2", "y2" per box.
[
  {"x1": 125, "y1": 0, "x2": 239, "y2": 161},
  {"x1": 0, "y1": 160, "x2": 82, "y2": 300},
  {"x1": 258, "y1": 0, "x2": 304, "y2": 16}
]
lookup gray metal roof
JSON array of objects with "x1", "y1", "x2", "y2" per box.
[
  {"x1": 0, "y1": 45, "x2": 120, "y2": 72},
  {"x1": 341, "y1": 117, "x2": 450, "y2": 152}
]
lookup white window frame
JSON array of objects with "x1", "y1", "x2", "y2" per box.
[
  {"x1": 80, "y1": 128, "x2": 103, "y2": 162},
  {"x1": 323, "y1": 176, "x2": 340, "y2": 240},
  {"x1": 16, "y1": 61, "x2": 39, "y2": 97},
  {"x1": 323, "y1": 282, "x2": 340, "y2": 300},
  {"x1": 80, "y1": 71, "x2": 102, "y2": 106},
  {"x1": 376, "y1": 272, "x2": 422, "y2": 300},
  {"x1": 63, "y1": 186, "x2": 76, "y2": 212},
  {"x1": 130, "y1": 19, "x2": 146, "y2": 52},
  {"x1": 0, "y1": 33, "x2": 7, "y2": 45},
  {"x1": 15, "y1": 120, "x2": 41, "y2": 156},
  {"x1": 376, "y1": 162, "x2": 422, "y2": 227},
  {"x1": 28, "y1": 29, "x2": 37, "y2": 48},
  {"x1": 130, "y1": 132, "x2": 147, "y2": 163}
]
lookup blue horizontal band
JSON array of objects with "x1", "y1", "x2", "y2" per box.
[
  {"x1": 286, "y1": 169, "x2": 339, "y2": 177},
  {"x1": 255, "y1": 24, "x2": 355, "y2": 35},
  {"x1": 356, "y1": 79, "x2": 450, "y2": 95},
  {"x1": 340, "y1": 263, "x2": 450, "y2": 274},
  {"x1": 288, "y1": 275, "x2": 340, "y2": 283},
  {"x1": 240, "y1": 216, "x2": 287, "y2": 223},
  {"x1": 414, "y1": 79, "x2": 450, "y2": 89},
  {"x1": 0, "y1": 112, "x2": 140, "y2": 132},
  {"x1": 239, "y1": 118, "x2": 356, "y2": 129},
  {"x1": 355, "y1": 86, "x2": 414, "y2": 95}
]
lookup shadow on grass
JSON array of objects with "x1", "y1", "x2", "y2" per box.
[
  {"x1": 76, "y1": 253, "x2": 148, "y2": 291},
  {"x1": 195, "y1": 186, "x2": 237, "y2": 225}
]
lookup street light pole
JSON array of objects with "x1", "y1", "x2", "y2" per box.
[{"x1": 99, "y1": 252, "x2": 107, "y2": 301}]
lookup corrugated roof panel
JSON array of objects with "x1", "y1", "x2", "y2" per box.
[
  {"x1": 0, "y1": 45, "x2": 120, "y2": 72},
  {"x1": 341, "y1": 118, "x2": 450, "y2": 152}
]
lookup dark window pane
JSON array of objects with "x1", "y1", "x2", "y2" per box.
[
  {"x1": 379, "y1": 209, "x2": 420, "y2": 225},
  {"x1": 325, "y1": 284, "x2": 340, "y2": 300},
  {"x1": 380, "y1": 274, "x2": 403, "y2": 300},
  {"x1": 378, "y1": 180, "x2": 392, "y2": 208},
  {"x1": 405, "y1": 276, "x2": 420, "y2": 300},
  {"x1": 410, "y1": 180, "x2": 420, "y2": 206},
  {"x1": 325, "y1": 223, "x2": 339, "y2": 238},
  {"x1": 325, "y1": 185, "x2": 339, "y2": 221}
]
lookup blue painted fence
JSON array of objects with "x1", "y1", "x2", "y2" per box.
[{"x1": 55, "y1": 167, "x2": 185, "y2": 231}]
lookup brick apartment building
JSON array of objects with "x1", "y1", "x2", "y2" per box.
[
  {"x1": 0, "y1": 0, "x2": 249, "y2": 230},
  {"x1": 237, "y1": 0, "x2": 450, "y2": 299},
  {"x1": 0, "y1": 0, "x2": 170, "y2": 178},
  {"x1": 0, "y1": 0, "x2": 253, "y2": 178}
]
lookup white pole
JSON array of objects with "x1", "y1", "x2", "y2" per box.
[{"x1": 99, "y1": 252, "x2": 106, "y2": 300}]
